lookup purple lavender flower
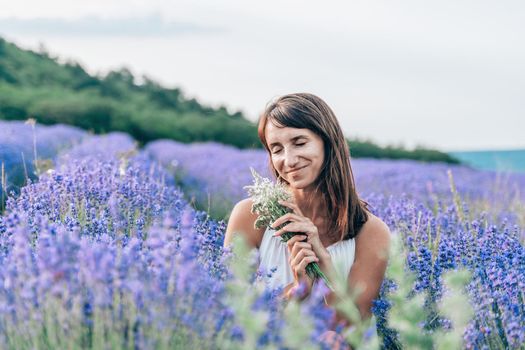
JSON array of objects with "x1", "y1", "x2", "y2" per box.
[{"x1": 1, "y1": 128, "x2": 524, "y2": 349}]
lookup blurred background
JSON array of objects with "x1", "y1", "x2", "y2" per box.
[{"x1": 0, "y1": 0, "x2": 524, "y2": 172}]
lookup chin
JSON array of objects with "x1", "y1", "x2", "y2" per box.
[{"x1": 288, "y1": 179, "x2": 314, "y2": 190}]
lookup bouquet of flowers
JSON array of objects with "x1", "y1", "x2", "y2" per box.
[{"x1": 244, "y1": 167, "x2": 333, "y2": 290}]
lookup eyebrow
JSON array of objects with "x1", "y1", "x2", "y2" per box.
[{"x1": 269, "y1": 135, "x2": 308, "y2": 148}]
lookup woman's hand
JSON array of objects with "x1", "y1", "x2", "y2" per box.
[
  {"x1": 283, "y1": 234, "x2": 318, "y2": 299},
  {"x1": 318, "y1": 331, "x2": 351, "y2": 350},
  {"x1": 271, "y1": 200, "x2": 331, "y2": 266}
]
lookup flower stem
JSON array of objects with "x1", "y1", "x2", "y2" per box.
[{"x1": 306, "y1": 262, "x2": 334, "y2": 291}]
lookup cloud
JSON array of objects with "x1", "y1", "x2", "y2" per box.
[{"x1": 0, "y1": 14, "x2": 223, "y2": 37}]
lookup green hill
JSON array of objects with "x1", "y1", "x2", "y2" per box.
[
  {"x1": 348, "y1": 139, "x2": 460, "y2": 164},
  {"x1": 0, "y1": 37, "x2": 259, "y2": 148},
  {"x1": 0, "y1": 37, "x2": 459, "y2": 164}
]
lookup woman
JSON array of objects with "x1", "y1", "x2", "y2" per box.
[{"x1": 224, "y1": 93, "x2": 390, "y2": 347}]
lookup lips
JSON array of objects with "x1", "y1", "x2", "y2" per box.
[{"x1": 287, "y1": 166, "x2": 306, "y2": 175}]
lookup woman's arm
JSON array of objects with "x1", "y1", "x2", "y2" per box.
[
  {"x1": 349, "y1": 216, "x2": 390, "y2": 319},
  {"x1": 326, "y1": 215, "x2": 391, "y2": 326},
  {"x1": 224, "y1": 198, "x2": 264, "y2": 249}
]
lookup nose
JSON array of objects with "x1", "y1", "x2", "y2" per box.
[{"x1": 283, "y1": 148, "x2": 300, "y2": 169}]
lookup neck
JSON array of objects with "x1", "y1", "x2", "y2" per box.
[{"x1": 290, "y1": 187, "x2": 327, "y2": 220}]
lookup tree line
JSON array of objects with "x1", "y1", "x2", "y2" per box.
[{"x1": 0, "y1": 37, "x2": 459, "y2": 164}]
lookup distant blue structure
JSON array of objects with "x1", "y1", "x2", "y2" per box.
[{"x1": 450, "y1": 149, "x2": 525, "y2": 173}]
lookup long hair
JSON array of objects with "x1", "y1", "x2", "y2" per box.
[{"x1": 258, "y1": 93, "x2": 368, "y2": 240}]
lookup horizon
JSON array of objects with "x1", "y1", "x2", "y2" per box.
[
  {"x1": 450, "y1": 148, "x2": 525, "y2": 153},
  {"x1": 1, "y1": 0, "x2": 524, "y2": 152}
]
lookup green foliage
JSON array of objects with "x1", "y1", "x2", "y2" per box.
[
  {"x1": 225, "y1": 232, "x2": 473, "y2": 349},
  {"x1": 434, "y1": 270, "x2": 473, "y2": 350},
  {"x1": 384, "y1": 236, "x2": 435, "y2": 348},
  {"x1": 1, "y1": 36, "x2": 461, "y2": 159},
  {"x1": 221, "y1": 235, "x2": 274, "y2": 349},
  {"x1": 348, "y1": 138, "x2": 461, "y2": 164},
  {"x1": 380, "y1": 236, "x2": 473, "y2": 350},
  {"x1": 0, "y1": 37, "x2": 259, "y2": 149}
]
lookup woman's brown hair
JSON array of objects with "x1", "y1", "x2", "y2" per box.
[{"x1": 258, "y1": 93, "x2": 368, "y2": 240}]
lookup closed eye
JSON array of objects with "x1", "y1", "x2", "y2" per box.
[{"x1": 271, "y1": 142, "x2": 305, "y2": 154}]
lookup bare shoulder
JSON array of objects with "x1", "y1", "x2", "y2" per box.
[
  {"x1": 355, "y1": 213, "x2": 391, "y2": 261},
  {"x1": 347, "y1": 213, "x2": 391, "y2": 319},
  {"x1": 224, "y1": 198, "x2": 266, "y2": 249}
]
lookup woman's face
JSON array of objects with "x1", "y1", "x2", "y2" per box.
[{"x1": 265, "y1": 121, "x2": 325, "y2": 190}]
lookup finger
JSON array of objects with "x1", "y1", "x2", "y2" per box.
[
  {"x1": 288, "y1": 240, "x2": 311, "y2": 256},
  {"x1": 290, "y1": 241, "x2": 313, "y2": 257},
  {"x1": 278, "y1": 200, "x2": 304, "y2": 216},
  {"x1": 285, "y1": 285, "x2": 300, "y2": 300},
  {"x1": 273, "y1": 221, "x2": 303, "y2": 237},
  {"x1": 289, "y1": 248, "x2": 312, "y2": 266},
  {"x1": 286, "y1": 235, "x2": 307, "y2": 252},
  {"x1": 294, "y1": 268, "x2": 304, "y2": 281},
  {"x1": 290, "y1": 248, "x2": 316, "y2": 267},
  {"x1": 293, "y1": 261, "x2": 308, "y2": 281},
  {"x1": 319, "y1": 331, "x2": 336, "y2": 348},
  {"x1": 274, "y1": 221, "x2": 311, "y2": 237},
  {"x1": 319, "y1": 331, "x2": 349, "y2": 350},
  {"x1": 297, "y1": 255, "x2": 319, "y2": 273},
  {"x1": 273, "y1": 222, "x2": 296, "y2": 237},
  {"x1": 271, "y1": 213, "x2": 305, "y2": 229}
]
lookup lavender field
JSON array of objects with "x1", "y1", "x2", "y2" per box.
[{"x1": 0, "y1": 121, "x2": 524, "y2": 349}]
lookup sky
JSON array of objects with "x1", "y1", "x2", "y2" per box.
[{"x1": 1, "y1": 0, "x2": 524, "y2": 152}]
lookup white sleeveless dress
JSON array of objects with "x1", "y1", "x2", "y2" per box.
[{"x1": 258, "y1": 227, "x2": 356, "y2": 290}]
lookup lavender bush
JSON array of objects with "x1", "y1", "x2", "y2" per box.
[
  {"x1": 0, "y1": 120, "x2": 85, "y2": 203},
  {"x1": 0, "y1": 133, "x2": 344, "y2": 349},
  {"x1": 144, "y1": 140, "x2": 270, "y2": 219},
  {"x1": 0, "y1": 134, "x2": 233, "y2": 348},
  {"x1": 354, "y1": 159, "x2": 525, "y2": 228},
  {"x1": 0, "y1": 128, "x2": 523, "y2": 349},
  {"x1": 144, "y1": 139, "x2": 525, "y2": 228},
  {"x1": 143, "y1": 139, "x2": 525, "y2": 348}
]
